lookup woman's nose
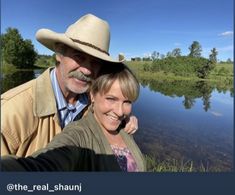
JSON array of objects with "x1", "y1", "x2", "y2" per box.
[{"x1": 114, "y1": 103, "x2": 124, "y2": 117}]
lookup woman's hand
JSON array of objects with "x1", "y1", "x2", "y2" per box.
[{"x1": 123, "y1": 115, "x2": 138, "y2": 134}]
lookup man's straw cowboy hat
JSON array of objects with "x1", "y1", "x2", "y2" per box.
[{"x1": 36, "y1": 14, "x2": 124, "y2": 63}]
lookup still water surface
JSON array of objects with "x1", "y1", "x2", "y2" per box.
[
  {"x1": 1, "y1": 70, "x2": 233, "y2": 171},
  {"x1": 134, "y1": 79, "x2": 233, "y2": 171}
]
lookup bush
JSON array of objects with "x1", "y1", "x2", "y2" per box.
[{"x1": 147, "y1": 56, "x2": 214, "y2": 78}]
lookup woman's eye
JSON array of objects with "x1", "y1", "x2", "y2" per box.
[
  {"x1": 106, "y1": 97, "x2": 115, "y2": 102},
  {"x1": 124, "y1": 100, "x2": 132, "y2": 105}
]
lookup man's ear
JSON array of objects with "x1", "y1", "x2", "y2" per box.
[{"x1": 55, "y1": 53, "x2": 62, "y2": 63}]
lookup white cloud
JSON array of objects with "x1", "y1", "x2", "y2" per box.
[
  {"x1": 218, "y1": 31, "x2": 233, "y2": 36},
  {"x1": 209, "y1": 111, "x2": 223, "y2": 117},
  {"x1": 218, "y1": 45, "x2": 233, "y2": 52},
  {"x1": 174, "y1": 42, "x2": 182, "y2": 46},
  {"x1": 143, "y1": 52, "x2": 152, "y2": 57}
]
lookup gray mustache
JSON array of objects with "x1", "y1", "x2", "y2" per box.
[{"x1": 68, "y1": 71, "x2": 92, "y2": 82}]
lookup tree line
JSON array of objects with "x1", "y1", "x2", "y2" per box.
[
  {"x1": 1, "y1": 28, "x2": 232, "y2": 79},
  {"x1": 133, "y1": 41, "x2": 224, "y2": 78}
]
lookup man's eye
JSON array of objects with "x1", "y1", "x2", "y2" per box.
[
  {"x1": 92, "y1": 60, "x2": 102, "y2": 67},
  {"x1": 75, "y1": 55, "x2": 82, "y2": 59},
  {"x1": 74, "y1": 54, "x2": 85, "y2": 61}
]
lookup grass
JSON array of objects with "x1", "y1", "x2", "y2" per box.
[
  {"x1": 214, "y1": 63, "x2": 233, "y2": 72},
  {"x1": 145, "y1": 155, "x2": 217, "y2": 172},
  {"x1": 125, "y1": 61, "x2": 194, "y2": 81}
]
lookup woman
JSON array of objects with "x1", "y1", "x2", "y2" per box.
[{"x1": 1, "y1": 64, "x2": 146, "y2": 172}]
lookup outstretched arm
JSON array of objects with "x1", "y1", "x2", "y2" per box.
[
  {"x1": 1, "y1": 146, "x2": 94, "y2": 171},
  {"x1": 1, "y1": 126, "x2": 91, "y2": 172}
]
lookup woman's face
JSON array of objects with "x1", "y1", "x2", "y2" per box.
[{"x1": 91, "y1": 80, "x2": 132, "y2": 132}]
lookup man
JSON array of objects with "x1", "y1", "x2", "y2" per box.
[{"x1": 1, "y1": 14, "x2": 138, "y2": 157}]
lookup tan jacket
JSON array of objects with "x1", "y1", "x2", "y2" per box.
[{"x1": 1, "y1": 68, "x2": 62, "y2": 157}]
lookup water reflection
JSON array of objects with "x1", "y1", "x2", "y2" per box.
[
  {"x1": 133, "y1": 79, "x2": 233, "y2": 171},
  {"x1": 139, "y1": 78, "x2": 234, "y2": 111},
  {"x1": 1, "y1": 69, "x2": 44, "y2": 94}
]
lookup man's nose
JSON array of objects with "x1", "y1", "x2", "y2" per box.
[{"x1": 80, "y1": 60, "x2": 92, "y2": 75}]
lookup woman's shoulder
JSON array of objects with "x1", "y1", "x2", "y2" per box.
[
  {"x1": 65, "y1": 109, "x2": 92, "y2": 128},
  {"x1": 61, "y1": 115, "x2": 95, "y2": 142},
  {"x1": 63, "y1": 119, "x2": 89, "y2": 136}
]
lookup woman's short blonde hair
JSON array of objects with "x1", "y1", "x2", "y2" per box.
[{"x1": 91, "y1": 64, "x2": 140, "y2": 102}]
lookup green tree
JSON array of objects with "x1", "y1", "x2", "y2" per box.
[
  {"x1": 36, "y1": 54, "x2": 56, "y2": 67},
  {"x1": 188, "y1": 41, "x2": 202, "y2": 58},
  {"x1": 183, "y1": 96, "x2": 195, "y2": 109},
  {"x1": 171, "y1": 48, "x2": 181, "y2": 57},
  {"x1": 1, "y1": 27, "x2": 37, "y2": 68},
  {"x1": 166, "y1": 51, "x2": 172, "y2": 57},
  {"x1": 1, "y1": 28, "x2": 23, "y2": 66},
  {"x1": 151, "y1": 51, "x2": 160, "y2": 61},
  {"x1": 20, "y1": 39, "x2": 38, "y2": 67},
  {"x1": 226, "y1": 58, "x2": 232, "y2": 63},
  {"x1": 195, "y1": 58, "x2": 214, "y2": 78},
  {"x1": 209, "y1": 48, "x2": 218, "y2": 64}
]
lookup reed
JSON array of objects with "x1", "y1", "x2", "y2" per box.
[{"x1": 145, "y1": 155, "x2": 216, "y2": 172}]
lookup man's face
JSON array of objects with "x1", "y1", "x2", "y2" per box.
[{"x1": 56, "y1": 47, "x2": 102, "y2": 96}]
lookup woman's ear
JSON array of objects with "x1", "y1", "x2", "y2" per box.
[
  {"x1": 90, "y1": 92, "x2": 94, "y2": 103},
  {"x1": 90, "y1": 92, "x2": 95, "y2": 113}
]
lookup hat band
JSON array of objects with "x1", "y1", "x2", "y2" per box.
[{"x1": 70, "y1": 38, "x2": 109, "y2": 56}]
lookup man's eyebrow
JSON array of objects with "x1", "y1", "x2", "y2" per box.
[
  {"x1": 93, "y1": 59, "x2": 102, "y2": 64},
  {"x1": 72, "y1": 50, "x2": 83, "y2": 55}
]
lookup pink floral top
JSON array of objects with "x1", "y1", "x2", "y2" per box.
[{"x1": 111, "y1": 145, "x2": 139, "y2": 172}]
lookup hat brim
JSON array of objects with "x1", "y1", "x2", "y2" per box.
[{"x1": 36, "y1": 29, "x2": 124, "y2": 63}]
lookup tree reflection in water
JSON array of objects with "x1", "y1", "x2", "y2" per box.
[
  {"x1": 1, "y1": 69, "x2": 44, "y2": 94},
  {"x1": 139, "y1": 78, "x2": 233, "y2": 111},
  {"x1": 134, "y1": 78, "x2": 233, "y2": 172}
]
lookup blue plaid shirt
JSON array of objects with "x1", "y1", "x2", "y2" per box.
[{"x1": 50, "y1": 68, "x2": 88, "y2": 128}]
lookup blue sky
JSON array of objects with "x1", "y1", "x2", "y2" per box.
[{"x1": 1, "y1": 0, "x2": 233, "y2": 61}]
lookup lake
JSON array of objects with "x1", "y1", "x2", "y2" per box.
[{"x1": 1, "y1": 69, "x2": 234, "y2": 171}]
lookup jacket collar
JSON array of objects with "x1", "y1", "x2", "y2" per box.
[{"x1": 33, "y1": 67, "x2": 57, "y2": 117}]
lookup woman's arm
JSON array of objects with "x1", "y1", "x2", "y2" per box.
[
  {"x1": 1, "y1": 126, "x2": 92, "y2": 171},
  {"x1": 1, "y1": 145, "x2": 95, "y2": 171}
]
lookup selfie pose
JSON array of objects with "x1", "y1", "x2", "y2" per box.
[
  {"x1": 2, "y1": 64, "x2": 146, "y2": 172},
  {"x1": 1, "y1": 14, "x2": 138, "y2": 157}
]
